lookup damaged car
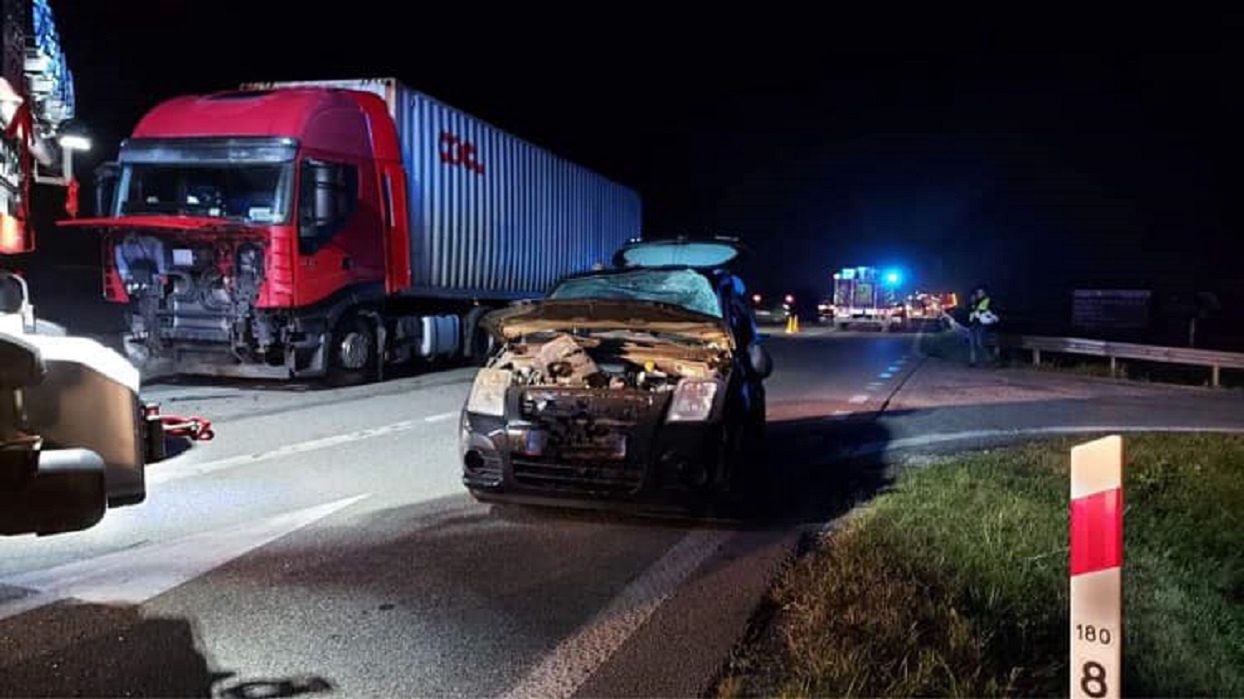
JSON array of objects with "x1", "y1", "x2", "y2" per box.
[{"x1": 460, "y1": 239, "x2": 772, "y2": 509}]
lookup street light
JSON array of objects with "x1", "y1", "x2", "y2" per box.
[
  {"x1": 32, "y1": 123, "x2": 91, "y2": 187},
  {"x1": 58, "y1": 134, "x2": 91, "y2": 152}
]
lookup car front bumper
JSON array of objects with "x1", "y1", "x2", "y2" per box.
[{"x1": 459, "y1": 411, "x2": 727, "y2": 506}]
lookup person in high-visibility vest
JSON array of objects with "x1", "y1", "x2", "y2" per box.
[{"x1": 967, "y1": 285, "x2": 1000, "y2": 366}]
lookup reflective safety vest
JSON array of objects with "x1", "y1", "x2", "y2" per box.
[{"x1": 970, "y1": 296, "x2": 999, "y2": 325}]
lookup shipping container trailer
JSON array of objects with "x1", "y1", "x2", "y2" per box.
[{"x1": 69, "y1": 78, "x2": 642, "y2": 380}]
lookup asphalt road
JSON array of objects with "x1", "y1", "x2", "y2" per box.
[{"x1": 2, "y1": 329, "x2": 1242, "y2": 698}]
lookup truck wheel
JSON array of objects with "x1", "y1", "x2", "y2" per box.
[{"x1": 327, "y1": 314, "x2": 376, "y2": 386}]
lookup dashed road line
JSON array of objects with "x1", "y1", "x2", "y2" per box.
[
  {"x1": 502, "y1": 529, "x2": 732, "y2": 699},
  {"x1": 848, "y1": 394, "x2": 870, "y2": 404},
  {"x1": 148, "y1": 411, "x2": 458, "y2": 485}
]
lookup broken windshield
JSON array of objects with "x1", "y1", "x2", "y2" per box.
[
  {"x1": 116, "y1": 162, "x2": 294, "y2": 224},
  {"x1": 549, "y1": 269, "x2": 722, "y2": 318}
]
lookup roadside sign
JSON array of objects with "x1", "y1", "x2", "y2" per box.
[
  {"x1": 1069, "y1": 435, "x2": 1123, "y2": 699},
  {"x1": 1072, "y1": 290, "x2": 1151, "y2": 331}
]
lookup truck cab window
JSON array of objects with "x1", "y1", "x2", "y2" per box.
[{"x1": 299, "y1": 159, "x2": 358, "y2": 255}]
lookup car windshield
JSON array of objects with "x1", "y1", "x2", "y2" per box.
[
  {"x1": 549, "y1": 268, "x2": 722, "y2": 318},
  {"x1": 116, "y1": 163, "x2": 293, "y2": 224}
]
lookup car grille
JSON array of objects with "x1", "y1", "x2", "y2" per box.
[
  {"x1": 512, "y1": 388, "x2": 669, "y2": 495},
  {"x1": 512, "y1": 458, "x2": 643, "y2": 493}
]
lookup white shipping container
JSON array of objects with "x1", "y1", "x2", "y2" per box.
[{"x1": 244, "y1": 78, "x2": 642, "y2": 300}]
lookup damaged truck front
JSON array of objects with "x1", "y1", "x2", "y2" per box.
[{"x1": 460, "y1": 296, "x2": 769, "y2": 507}]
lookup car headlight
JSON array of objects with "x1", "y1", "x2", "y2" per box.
[
  {"x1": 666, "y1": 379, "x2": 719, "y2": 422},
  {"x1": 466, "y1": 368, "x2": 511, "y2": 416}
]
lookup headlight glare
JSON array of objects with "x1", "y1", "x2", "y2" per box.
[
  {"x1": 667, "y1": 379, "x2": 719, "y2": 422},
  {"x1": 466, "y1": 368, "x2": 510, "y2": 416}
]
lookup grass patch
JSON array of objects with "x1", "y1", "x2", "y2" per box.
[{"x1": 717, "y1": 434, "x2": 1244, "y2": 697}]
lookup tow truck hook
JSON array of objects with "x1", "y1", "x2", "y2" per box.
[{"x1": 142, "y1": 403, "x2": 214, "y2": 464}]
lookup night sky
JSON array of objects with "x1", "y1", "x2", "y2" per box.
[{"x1": 43, "y1": 5, "x2": 1244, "y2": 327}]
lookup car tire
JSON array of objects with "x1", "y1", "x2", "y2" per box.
[{"x1": 463, "y1": 307, "x2": 494, "y2": 367}]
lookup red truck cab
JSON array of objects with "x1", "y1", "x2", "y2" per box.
[{"x1": 74, "y1": 88, "x2": 413, "y2": 379}]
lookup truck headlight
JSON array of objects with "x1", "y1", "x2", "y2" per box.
[
  {"x1": 667, "y1": 379, "x2": 719, "y2": 422},
  {"x1": 466, "y1": 368, "x2": 511, "y2": 416}
]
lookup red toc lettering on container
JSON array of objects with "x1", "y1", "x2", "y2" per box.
[{"x1": 440, "y1": 132, "x2": 485, "y2": 174}]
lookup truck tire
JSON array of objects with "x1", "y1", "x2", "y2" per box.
[{"x1": 327, "y1": 313, "x2": 377, "y2": 386}]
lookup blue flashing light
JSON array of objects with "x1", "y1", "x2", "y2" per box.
[{"x1": 883, "y1": 269, "x2": 902, "y2": 287}]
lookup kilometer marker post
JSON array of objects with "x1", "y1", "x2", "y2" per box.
[{"x1": 1069, "y1": 435, "x2": 1124, "y2": 699}]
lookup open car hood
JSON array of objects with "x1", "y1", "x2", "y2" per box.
[{"x1": 483, "y1": 299, "x2": 734, "y2": 347}]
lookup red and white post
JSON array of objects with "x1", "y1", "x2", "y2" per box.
[{"x1": 1069, "y1": 435, "x2": 1123, "y2": 699}]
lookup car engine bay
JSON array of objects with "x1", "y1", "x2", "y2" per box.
[{"x1": 488, "y1": 332, "x2": 728, "y2": 393}]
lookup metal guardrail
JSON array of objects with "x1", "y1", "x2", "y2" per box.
[{"x1": 1002, "y1": 334, "x2": 1244, "y2": 387}]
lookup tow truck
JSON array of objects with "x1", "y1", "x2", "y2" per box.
[{"x1": 1, "y1": 0, "x2": 192, "y2": 535}]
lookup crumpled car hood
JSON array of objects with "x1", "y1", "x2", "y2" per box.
[{"x1": 483, "y1": 299, "x2": 733, "y2": 348}]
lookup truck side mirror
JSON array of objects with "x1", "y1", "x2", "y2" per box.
[
  {"x1": 309, "y1": 162, "x2": 340, "y2": 227},
  {"x1": 94, "y1": 163, "x2": 119, "y2": 216},
  {"x1": 748, "y1": 343, "x2": 773, "y2": 379},
  {"x1": 298, "y1": 160, "x2": 358, "y2": 255}
]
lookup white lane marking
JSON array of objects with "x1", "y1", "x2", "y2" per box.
[
  {"x1": 878, "y1": 373, "x2": 894, "y2": 379},
  {"x1": 832, "y1": 409, "x2": 850, "y2": 416},
  {"x1": 848, "y1": 394, "x2": 870, "y2": 404},
  {"x1": 866, "y1": 382, "x2": 884, "y2": 390},
  {"x1": 836, "y1": 425, "x2": 1244, "y2": 458},
  {"x1": 148, "y1": 411, "x2": 458, "y2": 485},
  {"x1": 503, "y1": 529, "x2": 732, "y2": 699},
  {"x1": 0, "y1": 495, "x2": 368, "y2": 622}
]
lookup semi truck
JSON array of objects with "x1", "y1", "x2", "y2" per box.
[{"x1": 70, "y1": 78, "x2": 642, "y2": 381}]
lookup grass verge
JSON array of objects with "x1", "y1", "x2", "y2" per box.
[{"x1": 717, "y1": 434, "x2": 1244, "y2": 697}]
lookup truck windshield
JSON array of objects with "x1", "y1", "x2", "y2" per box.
[
  {"x1": 116, "y1": 163, "x2": 294, "y2": 224},
  {"x1": 549, "y1": 269, "x2": 722, "y2": 318}
]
